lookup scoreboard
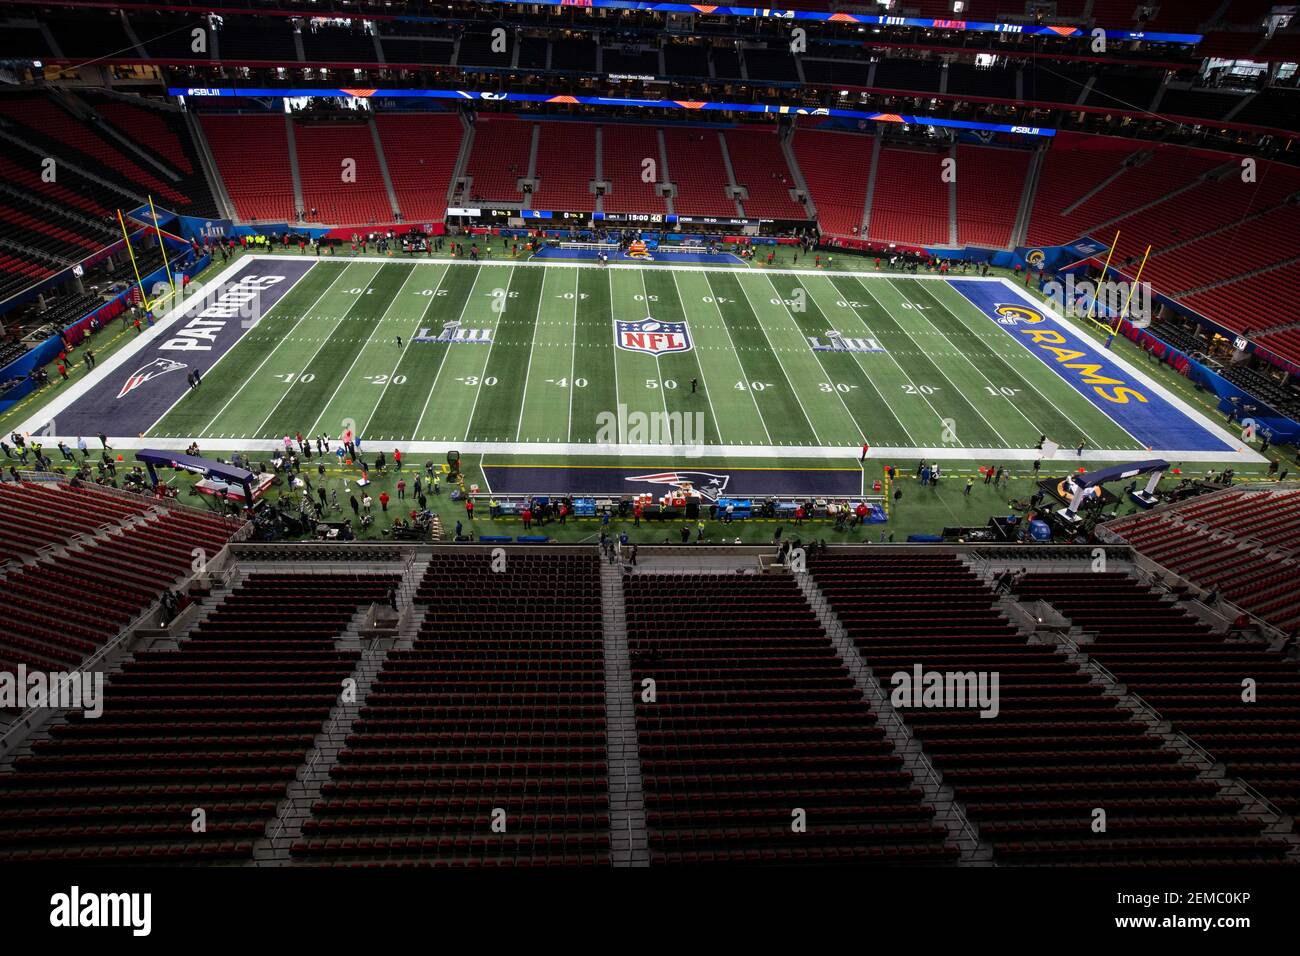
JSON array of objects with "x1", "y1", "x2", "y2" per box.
[{"x1": 446, "y1": 207, "x2": 795, "y2": 228}]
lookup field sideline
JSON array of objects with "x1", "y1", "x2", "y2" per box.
[{"x1": 23, "y1": 255, "x2": 1261, "y2": 465}]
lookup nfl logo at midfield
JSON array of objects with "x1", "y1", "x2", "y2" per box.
[{"x1": 616, "y1": 318, "x2": 692, "y2": 356}]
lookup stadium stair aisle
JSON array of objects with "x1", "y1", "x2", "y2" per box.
[
  {"x1": 792, "y1": 567, "x2": 990, "y2": 862},
  {"x1": 292, "y1": 551, "x2": 611, "y2": 866},
  {"x1": 1013, "y1": 571, "x2": 1300, "y2": 843},
  {"x1": 0, "y1": 571, "x2": 397, "y2": 863},
  {"x1": 256, "y1": 558, "x2": 430, "y2": 862},
  {"x1": 625, "y1": 567, "x2": 956, "y2": 865},
  {"x1": 792, "y1": 128, "x2": 873, "y2": 238},
  {"x1": 599, "y1": 557, "x2": 650, "y2": 866},
  {"x1": 808, "y1": 550, "x2": 1295, "y2": 866}
]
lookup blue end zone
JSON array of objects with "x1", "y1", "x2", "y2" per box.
[
  {"x1": 33, "y1": 259, "x2": 316, "y2": 439},
  {"x1": 529, "y1": 247, "x2": 746, "y2": 265},
  {"x1": 947, "y1": 280, "x2": 1235, "y2": 453},
  {"x1": 483, "y1": 464, "x2": 862, "y2": 498}
]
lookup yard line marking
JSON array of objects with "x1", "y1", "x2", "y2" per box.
[
  {"x1": 810, "y1": 275, "x2": 955, "y2": 436},
  {"x1": 307, "y1": 262, "x2": 423, "y2": 438},
  {"x1": 851, "y1": 275, "x2": 1016, "y2": 448},
  {"x1": 756, "y1": 269, "x2": 913, "y2": 446},
  {"x1": 696, "y1": 271, "x2": 772, "y2": 445},
  {"x1": 892, "y1": 276, "x2": 1066, "y2": 445},
  {"x1": 719, "y1": 271, "x2": 821, "y2": 445},
  {"x1": 196, "y1": 262, "x2": 365, "y2": 438},
  {"x1": 566, "y1": 267, "x2": 579, "y2": 444},
  {"x1": 638, "y1": 266, "x2": 673, "y2": 427},
  {"x1": 921, "y1": 279, "x2": 1131, "y2": 451},
  {"x1": 749, "y1": 272, "x2": 867, "y2": 442},
  {"x1": 513, "y1": 264, "x2": 550, "y2": 442},
  {"x1": 412, "y1": 266, "x2": 491, "y2": 440},
  {"x1": 668, "y1": 269, "x2": 723, "y2": 446},
  {"x1": 357, "y1": 265, "x2": 449, "y2": 437},
  {"x1": 825, "y1": 275, "x2": 971, "y2": 448},
  {"x1": 462, "y1": 265, "x2": 516, "y2": 442},
  {"x1": 607, "y1": 267, "x2": 621, "y2": 433},
  {"x1": 250, "y1": 268, "x2": 383, "y2": 439}
]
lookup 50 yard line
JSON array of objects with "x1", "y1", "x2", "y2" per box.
[
  {"x1": 639, "y1": 266, "x2": 673, "y2": 429},
  {"x1": 668, "y1": 269, "x2": 723, "y2": 446}
]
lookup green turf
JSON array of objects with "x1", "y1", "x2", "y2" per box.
[
  {"x1": 138, "y1": 257, "x2": 1184, "y2": 454},
  {"x1": 9, "y1": 244, "x2": 1290, "y2": 543}
]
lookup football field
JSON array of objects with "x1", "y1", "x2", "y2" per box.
[{"x1": 29, "y1": 256, "x2": 1255, "y2": 465}]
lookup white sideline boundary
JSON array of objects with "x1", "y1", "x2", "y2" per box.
[
  {"x1": 75, "y1": 436, "x2": 1262, "y2": 465},
  {"x1": 235, "y1": 253, "x2": 1013, "y2": 280},
  {"x1": 16, "y1": 257, "x2": 1267, "y2": 466}
]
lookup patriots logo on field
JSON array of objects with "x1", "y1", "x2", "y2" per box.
[
  {"x1": 994, "y1": 304, "x2": 1047, "y2": 327},
  {"x1": 616, "y1": 318, "x2": 692, "y2": 356},
  {"x1": 626, "y1": 471, "x2": 731, "y2": 501},
  {"x1": 117, "y1": 358, "x2": 186, "y2": 399}
]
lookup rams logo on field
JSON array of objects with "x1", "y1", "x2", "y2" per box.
[
  {"x1": 616, "y1": 318, "x2": 692, "y2": 356},
  {"x1": 1025, "y1": 249, "x2": 1046, "y2": 267},
  {"x1": 994, "y1": 304, "x2": 1046, "y2": 327},
  {"x1": 1001, "y1": 304, "x2": 1151, "y2": 406}
]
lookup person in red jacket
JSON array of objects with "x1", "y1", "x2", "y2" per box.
[
  {"x1": 522, "y1": 507, "x2": 532, "y2": 530},
  {"x1": 379, "y1": 491, "x2": 390, "y2": 513},
  {"x1": 393, "y1": 448, "x2": 402, "y2": 471},
  {"x1": 794, "y1": 504, "x2": 805, "y2": 525},
  {"x1": 465, "y1": 497, "x2": 474, "y2": 519},
  {"x1": 558, "y1": 502, "x2": 568, "y2": 524}
]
